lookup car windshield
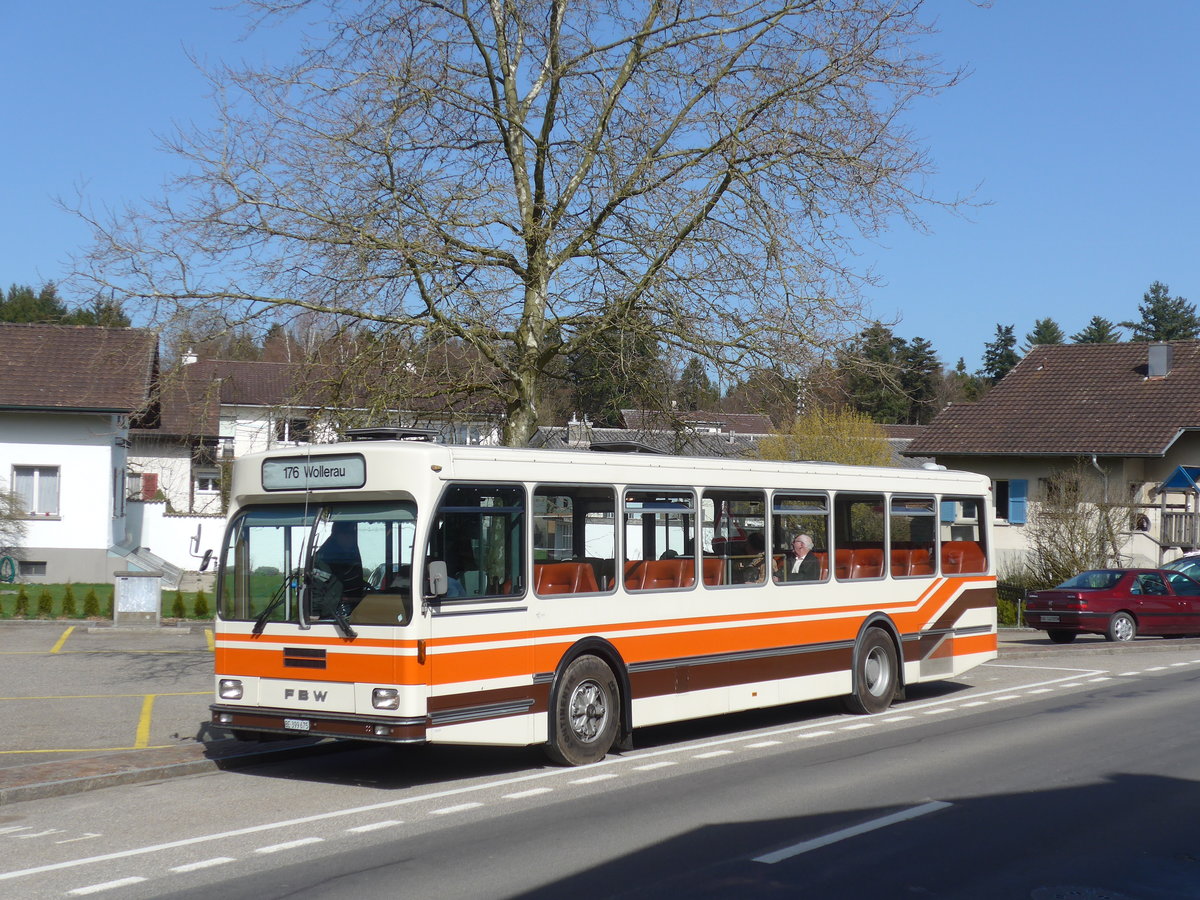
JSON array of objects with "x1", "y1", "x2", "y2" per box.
[
  {"x1": 1162, "y1": 556, "x2": 1200, "y2": 579},
  {"x1": 1055, "y1": 570, "x2": 1124, "y2": 590}
]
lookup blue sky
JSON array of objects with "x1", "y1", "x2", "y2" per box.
[{"x1": 3, "y1": 1, "x2": 1198, "y2": 370}]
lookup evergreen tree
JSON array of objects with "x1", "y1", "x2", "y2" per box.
[
  {"x1": 840, "y1": 323, "x2": 908, "y2": 423},
  {"x1": 1023, "y1": 318, "x2": 1065, "y2": 351},
  {"x1": 897, "y1": 337, "x2": 942, "y2": 425},
  {"x1": 0, "y1": 283, "x2": 70, "y2": 322},
  {"x1": 565, "y1": 314, "x2": 664, "y2": 427},
  {"x1": 1120, "y1": 281, "x2": 1200, "y2": 341},
  {"x1": 1070, "y1": 316, "x2": 1122, "y2": 344},
  {"x1": 943, "y1": 358, "x2": 986, "y2": 404},
  {"x1": 981, "y1": 324, "x2": 1020, "y2": 383},
  {"x1": 676, "y1": 357, "x2": 718, "y2": 411}
]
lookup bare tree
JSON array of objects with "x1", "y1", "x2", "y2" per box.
[
  {"x1": 0, "y1": 480, "x2": 27, "y2": 558},
  {"x1": 77, "y1": 0, "x2": 963, "y2": 445},
  {"x1": 1025, "y1": 462, "x2": 1127, "y2": 587}
]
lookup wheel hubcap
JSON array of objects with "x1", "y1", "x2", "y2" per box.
[
  {"x1": 568, "y1": 679, "x2": 608, "y2": 742},
  {"x1": 864, "y1": 647, "x2": 890, "y2": 696}
]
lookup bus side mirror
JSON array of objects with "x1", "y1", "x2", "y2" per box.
[
  {"x1": 427, "y1": 560, "x2": 448, "y2": 598},
  {"x1": 199, "y1": 549, "x2": 213, "y2": 572}
]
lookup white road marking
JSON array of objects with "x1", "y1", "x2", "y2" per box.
[
  {"x1": 746, "y1": 741, "x2": 782, "y2": 748},
  {"x1": 256, "y1": 837, "x2": 324, "y2": 854},
  {"x1": 570, "y1": 773, "x2": 620, "y2": 784},
  {"x1": 503, "y1": 788, "x2": 554, "y2": 799},
  {"x1": 68, "y1": 877, "x2": 147, "y2": 895},
  {"x1": 881, "y1": 714, "x2": 915, "y2": 721},
  {"x1": 633, "y1": 761, "x2": 677, "y2": 771},
  {"x1": 694, "y1": 750, "x2": 734, "y2": 759},
  {"x1": 170, "y1": 857, "x2": 235, "y2": 873},
  {"x1": 430, "y1": 803, "x2": 484, "y2": 816},
  {"x1": 754, "y1": 801, "x2": 952, "y2": 864},
  {"x1": 346, "y1": 820, "x2": 403, "y2": 833},
  {"x1": 798, "y1": 730, "x2": 834, "y2": 738},
  {"x1": 841, "y1": 722, "x2": 874, "y2": 730}
]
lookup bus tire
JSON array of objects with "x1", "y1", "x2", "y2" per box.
[
  {"x1": 844, "y1": 627, "x2": 898, "y2": 715},
  {"x1": 546, "y1": 654, "x2": 620, "y2": 766}
]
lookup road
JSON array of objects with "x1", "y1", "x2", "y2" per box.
[{"x1": 4, "y1": 643, "x2": 1200, "y2": 899}]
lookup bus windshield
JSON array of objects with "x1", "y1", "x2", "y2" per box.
[{"x1": 218, "y1": 500, "x2": 418, "y2": 628}]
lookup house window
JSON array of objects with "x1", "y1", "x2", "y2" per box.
[
  {"x1": 18, "y1": 561, "x2": 47, "y2": 576},
  {"x1": 195, "y1": 470, "x2": 221, "y2": 494},
  {"x1": 274, "y1": 417, "x2": 311, "y2": 444},
  {"x1": 993, "y1": 479, "x2": 1027, "y2": 524},
  {"x1": 13, "y1": 466, "x2": 60, "y2": 516}
]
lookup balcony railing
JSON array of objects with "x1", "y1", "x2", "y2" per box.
[{"x1": 1162, "y1": 512, "x2": 1200, "y2": 549}]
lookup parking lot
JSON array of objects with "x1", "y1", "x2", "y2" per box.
[{"x1": 0, "y1": 621, "x2": 216, "y2": 769}]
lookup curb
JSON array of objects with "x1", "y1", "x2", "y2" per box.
[{"x1": 0, "y1": 738, "x2": 344, "y2": 806}]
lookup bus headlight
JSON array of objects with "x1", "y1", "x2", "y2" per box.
[
  {"x1": 219, "y1": 679, "x2": 244, "y2": 700},
  {"x1": 372, "y1": 688, "x2": 400, "y2": 710}
]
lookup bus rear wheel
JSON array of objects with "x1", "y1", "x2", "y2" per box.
[
  {"x1": 844, "y1": 628, "x2": 899, "y2": 715},
  {"x1": 546, "y1": 655, "x2": 619, "y2": 766}
]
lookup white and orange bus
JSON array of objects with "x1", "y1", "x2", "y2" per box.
[{"x1": 211, "y1": 429, "x2": 997, "y2": 765}]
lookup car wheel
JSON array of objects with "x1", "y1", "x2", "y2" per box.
[
  {"x1": 1047, "y1": 629, "x2": 1077, "y2": 644},
  {"x1": 843, "y1": 628, "x2": 899, "y2": 714},
  {"x1": 545, "y1": 655, "x2": 620, "y2": 766},
  {"x1": 1106, "y1": 612, "x2": 1136, "y2": 642}
]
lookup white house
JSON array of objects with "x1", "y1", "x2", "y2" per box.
[{"x1": 0, "y1": 324, "x2": 159, "y2": 583}]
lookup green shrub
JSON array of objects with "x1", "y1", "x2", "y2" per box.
[
  {"x1": 61, "y1": 584, "x2": 77, "y2": 619},
  {"x1": 104, "y1": 593, "x2": 114, "y2": 618},
  {"x1": 14, "y1": 585, "x2": 29, "y2": 617},
  {"x1": 193, "y1": 589, "x2": 210, "y2": 619},
  {"x1": 83, "y1": 587, "x2": 101, "y2": 618},
  {"x1": 36, "y1": 588, "x2": 54, "y2": 618},
  {"x1": 171, "y1": 590, "x2": 186, "y2": 619}
]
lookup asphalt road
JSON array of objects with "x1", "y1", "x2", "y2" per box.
[{"x1": 5, "y1": 638, "x2": 1200, "y2": 898}]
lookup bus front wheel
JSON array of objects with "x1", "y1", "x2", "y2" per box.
[
  {"x1": 546, "y1": 654, "x2": 620, "y2": 766},
  {"x1": 844, "y1": 628, "x2": 899, "y2": 715}
]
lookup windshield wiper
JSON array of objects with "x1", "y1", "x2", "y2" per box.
[
  {"x1": 252, "y1": 576, "x2": 291, "y2": 635},
  {"x1": 331, "y1": 606, "x2": 358, "y2": 640}
]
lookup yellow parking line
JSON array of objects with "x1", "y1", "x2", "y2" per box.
[
  {"x1": 134, "y1": 695, "x2": 156, "y2": 748},
  {"x1": 49, "y1": 626, "x2": 75, "y2": 653}
]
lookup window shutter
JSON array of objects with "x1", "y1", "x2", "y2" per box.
[
  {"x1": 1008, "y1": 479, "x2": 1028, "y2": 524},
  {"x1": 940, "y1": 500, "x2": 957, "y2": 523}
]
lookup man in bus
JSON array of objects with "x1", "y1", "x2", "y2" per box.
[
  {"x1": 776, "y1": 533, "x2": 819, "y2": 582},
  {"x1": 311, "y1": 520, "x2": 367, "y2": 617}
]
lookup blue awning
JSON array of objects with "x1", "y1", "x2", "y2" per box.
[{"x1": 1158, "y1": 465, "x2": 1200, "y2": 492}]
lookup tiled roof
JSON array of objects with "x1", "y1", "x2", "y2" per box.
[
  {"x1": 619, "y1": 409, "x2": 775, "y2": 433},
  {"x1": 0, "y1": 323, "x2": 157, "y2": 413},
  {"x1": 907, "y1": 341, "x2": 1200, "y2": 457}
]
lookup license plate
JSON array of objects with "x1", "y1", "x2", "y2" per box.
[
  {"x1": 283, "y1": 718, "x2": 311, "y2": 731},
  {"x1": 1040, "y1": 615, "x2": 1060, "y2": 623}
]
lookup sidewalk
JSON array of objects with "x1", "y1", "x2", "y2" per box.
[{"x1": 0, "y1": 624, "x2": 1151, "y2": 805}]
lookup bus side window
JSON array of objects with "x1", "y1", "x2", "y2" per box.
[
  {"x1": 702, "y1": 489, "x2": 767, "y2": 587},
  {"x1": 890, "y1": 496, "x2": 935, "y2": 578},
  {"x1": 425, "y1": 483, "x2": 526, "y2": 598},
  {"x1": 939, "y1": 496, "x2": 989, "y2": 575},
  {"x1": 533, "y1": 485, "x2": 615, "y2": 594},
  {"x1": 772, "y1": 493, "x2": 829, "y2": 585},
  {"x1": 623, "y1": 489, "x2": 696, "y2": 590}
]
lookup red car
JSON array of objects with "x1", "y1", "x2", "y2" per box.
[{"x1": 1024, "y1": 568, "x2": 1200, "y2": 643}]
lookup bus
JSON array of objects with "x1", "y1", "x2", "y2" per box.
[{"x1": 210, "y1": 428, "x2": 997, "y2": 765}]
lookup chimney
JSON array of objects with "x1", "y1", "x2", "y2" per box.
[{"x1": 1148, "y1": 343, "x2": 1173, "y2": 379}]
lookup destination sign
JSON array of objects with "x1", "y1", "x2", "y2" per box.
[{"x1": 262, "y1": 454, "x2": 366, "y2": 491}]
